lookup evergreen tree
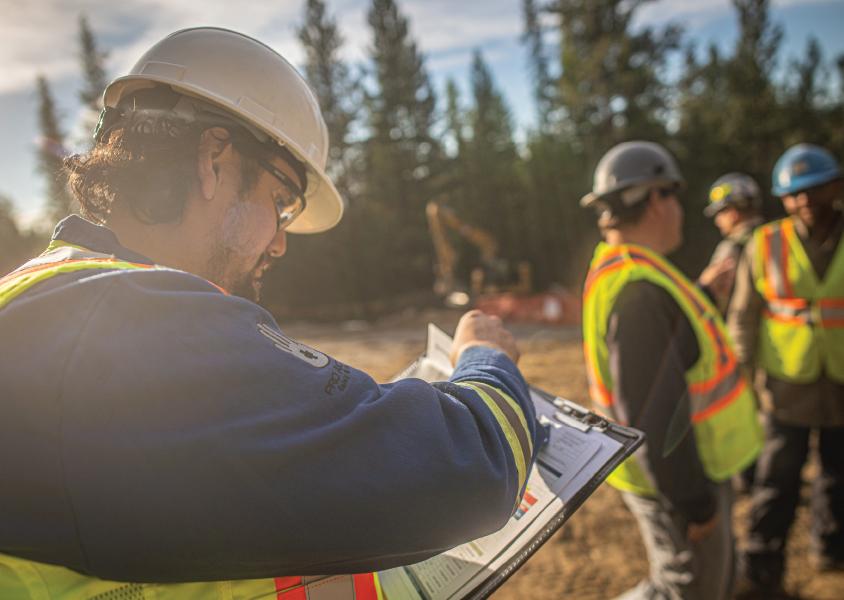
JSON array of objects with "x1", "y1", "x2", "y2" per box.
[
  {"x1": 550, "y1": 0, "x2": 681, "y2": 159},
  {"x1": 521, "y1": 0, "x2": 554, "y2": 131},
  {"x1": 827, "y1": 54, "x2": 844, "y2": 155},
  {"x1": 515, "y1": 0, "x2": 682, "y2": 287},
  {"x1": 463, "y1": 51, "x2": 523, "y2": 257},
  {"x1": 266, "y1": 0, "x2": 367, "y2": 319},
  {"x1": 362, "y1": 0, "x2": 441, "y2": 298},
  {"x1": 0, "y1": 195, "x2": 26, "y2": 274},
  {"x1": 297, "y1": 0, "x2": 358, "y2": 183},
  {"x1": 36, "y1": 76, "x2": 73, "y2": 221},
  {"x1": 438, "y1": 78, "x2": 467, "y2": 215},
  {"x1": 79, "y1": 15, "x2": 108, "y2": 110},
  {"x1": 783, "y1": 37, "x2": 826, "y2": 146},
  {"x1": 76, "y1": 15, "x2": 109, "y2": 149},
  {"x1": 443, "y1": 79, "x2": 466, "y2": 158},
  {"x1": 0, "y1": 196, "x2": 47, "y2": 275},
  {"x1": 721, "y1": 0, "x2": 783, "y2": 178},
  {"x1": 675, "y1": 0, "x2": 785, "y2": 269},
  {"x1": 676, "y1": 43, "x2": 729, "y2": 169}
]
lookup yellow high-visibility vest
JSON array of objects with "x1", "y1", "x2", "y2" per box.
[
  {"x1": 582, "y1": 243, "x2": 762, "y2": 496},
  {"x1": 0, "y1": 244, "x2": 382, "y2": 600},
  {"x1": 0, "y1": 552, "x2": 383, "y2": 600},
  {"x1": 752, "y1": 217, "x2": 844, "y2": 384}
]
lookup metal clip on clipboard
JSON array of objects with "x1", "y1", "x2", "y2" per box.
[{"x1": 551, "y1": 398, "x2": 609, "y2": 433}]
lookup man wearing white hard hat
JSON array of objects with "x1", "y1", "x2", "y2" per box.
[{"x1": 0, "y1": 28, "x2": 540, "y2": 598}]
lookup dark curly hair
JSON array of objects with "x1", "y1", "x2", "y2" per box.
[{"x1": 65, "y1": 97, "x2": 261, "y2": 225}]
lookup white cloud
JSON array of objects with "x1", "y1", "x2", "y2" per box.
[
  {"x1": 0, "y1": 0, "x2": 308, "y2": 94},
  {"x1": 0, "y1": 0, "x2": 539, "y2": 94},
  {"x1": 636, "y1": 0, "x2": 818, "y2": 27}
]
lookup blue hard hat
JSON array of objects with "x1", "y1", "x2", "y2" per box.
[{"x1": 771, "y1": 144, "x2": 842, "y2": 197}]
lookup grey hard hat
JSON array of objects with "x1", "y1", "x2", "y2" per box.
[
  {"x1": 581, "y1": 141, "x2": 686, "y2": 207},
  {"x1": 704, "y1": 172, "x2": 762, "y2": 217}
]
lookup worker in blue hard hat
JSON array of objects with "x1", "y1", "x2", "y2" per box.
[{"x1": 727, "y1": 143, "x2": 844, "y2": 596}]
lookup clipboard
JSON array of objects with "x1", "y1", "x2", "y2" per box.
[{"x1": 378, "y1": 324, "x2": 644, "y2": 600}]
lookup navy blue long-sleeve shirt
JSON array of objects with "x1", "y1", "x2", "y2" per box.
[{"x1": 0, "y1": 216, "x2": 538, "y2": 583}]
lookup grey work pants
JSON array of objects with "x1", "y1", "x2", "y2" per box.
[{"x1": 615, "y1": 482, "x2": 734, "y2": 600}]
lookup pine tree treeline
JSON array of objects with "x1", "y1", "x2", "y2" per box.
[
  {"x1": 9, "y1": 1, "x2": 844, "y2": 319},
  {"x1": 268, "y1": 0, "x2": 844, "y2": 320},
  {"x1": 28, "y1": 15, "x2": 109, "y2": 231},
  {"x1": 35, "y1": 76, "x2": 73, "y2": 222}
]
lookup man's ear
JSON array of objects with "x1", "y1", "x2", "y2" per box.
[
  {"x1": 643, "y1": 190, "x2": 660, "y2": 218},
  {"x1": 196, "y1": 127, "x2": 233, "y2": 201}
]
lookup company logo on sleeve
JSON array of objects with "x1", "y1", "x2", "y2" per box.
[{"x1": 257, "y1": 323, "x2": 330, "y2": 368}]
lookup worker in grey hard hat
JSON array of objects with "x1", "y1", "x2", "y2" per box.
[
  {"x1": 580, "y1": 141, "x2": 761, "y2": 600},
  {"x1": 702, "y1": 173, "x2": 764, "y2": 314},
  {"x1": 0, "y1": 27, "x2": 540, "y2": 599},
  {"x1": 704, "y1": 172, "x2": 763, "y2": 221},
  {"x1": 581, "y1": 141, "x2": 686, "y2": 247}
]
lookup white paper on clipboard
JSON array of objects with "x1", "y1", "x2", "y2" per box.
[{"x1": 380, "y1": 324, "x2": 630, "y2": 600}]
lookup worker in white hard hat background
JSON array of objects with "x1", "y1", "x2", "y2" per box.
[
  {"x1": 0, "y1": 27, "x2": 541, "y2": 598},
  {"x1": 581, "y1": 141, "x2": 762, "y2": 600}
]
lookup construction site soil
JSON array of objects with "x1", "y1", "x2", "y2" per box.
[{"x1": 287, "y1": 309, "x2": 844, "y2": 600}]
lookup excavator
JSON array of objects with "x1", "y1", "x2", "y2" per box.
[
  {"x1": 425, "y1": 200, "x2": 530, "y2": 305},
  {"x1": 425, "y1": 200, "x2": 579, "y2": 324}
]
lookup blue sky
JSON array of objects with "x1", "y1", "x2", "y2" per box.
[{"x1": 1, "y1": 0, "x2": 842, "y2": 225}]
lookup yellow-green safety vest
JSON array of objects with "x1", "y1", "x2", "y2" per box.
[
  {"x1": 752, "y1": 217, "x2": 844, "y2": 384},
  {"x1": 0, "y1": 244, "x2": 383, "y2": 600},
  {"x1": 0, "y1": 553, "x2": 382, "y2": 600},
  {"x1": 582, "y1": 243, "x2": 762, "y2": 496}
]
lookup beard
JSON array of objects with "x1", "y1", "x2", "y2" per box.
[
  {"x1": 231, "y1": 255, "x2": 274, "y2": 302},
  {"x1": 207, "y1": 243, "x2": 271, "y2": 302},
  {"x1": 204, "y1": 200, "x2": 276, "y2": 302}
]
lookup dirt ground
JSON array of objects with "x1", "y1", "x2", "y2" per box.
[{"x1": 288, "y1": 309, "x2": 844, "y2": 600}]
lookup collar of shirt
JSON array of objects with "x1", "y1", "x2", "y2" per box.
[{"x1": 51, "y1": 215, "x2": 155, "y2": 266}]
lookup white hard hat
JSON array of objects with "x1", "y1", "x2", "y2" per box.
[{"x1": 102, "y1": 26, "x2": 342, "y2": 234}]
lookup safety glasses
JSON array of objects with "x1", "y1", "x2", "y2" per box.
[{"x1": 256, "y1": 156, "x2": 307, "y2": 231}]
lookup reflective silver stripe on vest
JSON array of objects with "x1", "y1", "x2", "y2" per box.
[
  {"x1": 767, "y1": 299, "x2": 812, "y2": 323},
  {"x1": 689, "y1": 368, "x2": 742, "y2": 418},
  {"x1": 766, "y1": 301, "x2": 844, "y2": 326},
  {"x1": 820, "y1": 304, "x2": 844, "y2": 324},
  {"x1": 766, "y1": 226, "x2": 788, "y2": 298}
]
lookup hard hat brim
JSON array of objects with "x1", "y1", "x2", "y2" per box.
[
  {"x1": 285, "y1": 174, "x2": 345, "y2": 234},
  {"x1": 581, "y1": 176, "x2": 686, "y2": 209},
  {"x1": 703, "y1": 200, "x2": 727, "y2": 218},
  {"x1": 580, "y1": 192, "x2": 600, "y2": 208}
]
